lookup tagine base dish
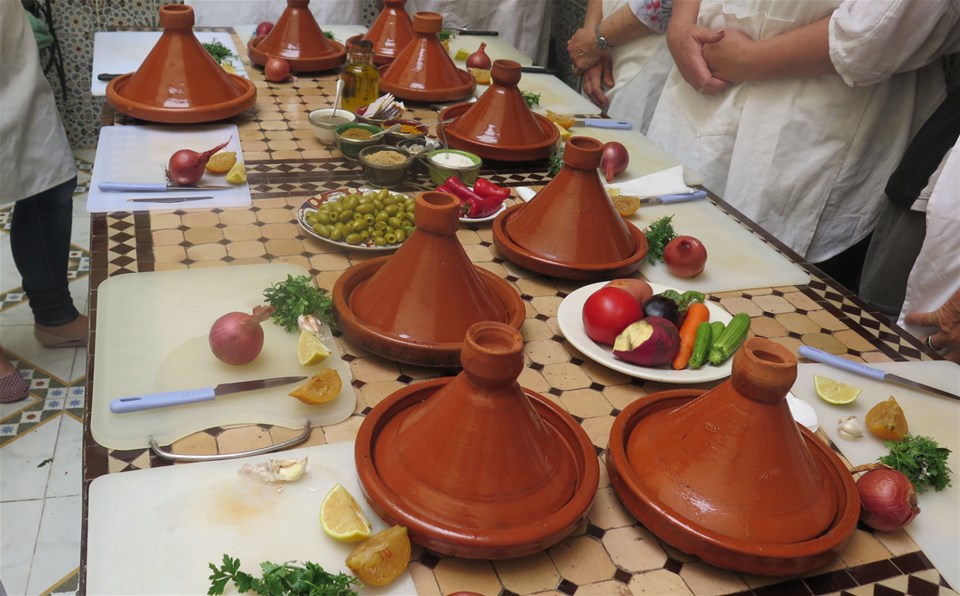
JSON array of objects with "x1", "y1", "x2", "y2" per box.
[
  {"x1": 355, "y1": 378, "x2": 599, "y2": 559},
  {"x1": 378, "y1": 65, "x2": 475, "y2": 103},
  {"x1": 606, "y1": 389, "x2": 860, "y2": 576},
  {"x1": 247, "y1": 34, "x2": 346, "y2": 72},
  {"x1": 493, "y1": 205, "x2": 648, "y2": 280},
  {"x1": 334, "y1": 258, "x2": 524, "y2": 367},
  {"x1": 106, "y1": 73, "x2": 257, "y2": 124},
  {"x1": 438, "y1": 103, "x2": 558, "y2": 162}
]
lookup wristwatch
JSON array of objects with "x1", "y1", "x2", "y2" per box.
[{"x1": 595, "y1": 23, "x2": 610, "y2": 49}]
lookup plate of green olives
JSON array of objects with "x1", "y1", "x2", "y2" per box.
[{"x1": 298, "y1": 187, "x2": 416, "y2": 251}]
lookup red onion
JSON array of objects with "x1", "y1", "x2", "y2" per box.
[
  {"x1": 466, "y1": 42, "x2": 491, "y2": 70},
  {"x1": 167, "y1": 138, "x2": 231, "y2": 186},
  {"x1": 854, "y1": 465, "x2": 920, "y2": 532},
  {"x1": 209, "y1": 305, "x2": 274, "y2": 365},
  {"x1": 255, "y1": 21, "x2": 274, "y2": 37},
  {"x1": 265, "y1": 57, "x2": 291, "y2": 83},
  {"x1": 601, "y1": 141, "x2": 629, "y2": 183}
]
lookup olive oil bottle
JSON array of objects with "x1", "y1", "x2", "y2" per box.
[{"x1": 340, "y1": 39, "x2": 379, "y2": 113}]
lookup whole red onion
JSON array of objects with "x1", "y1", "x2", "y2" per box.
[
  {"x1": 856, "y1": 466, "x2": 920, "y2": 532},
  {"x1": 167, "y1": 138, "x2": 231, "y2": 186},
  {"x1": 601, "y1": 141, "x2": 629, "y2": 183},
  {"x1": 466, "y1": 42, "x2": 491, "y2": 70},
  {"x1": 209, "y1": 305, "x2": 274, "y2": 365}
]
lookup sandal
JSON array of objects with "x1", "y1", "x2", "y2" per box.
[{"x1": 0, "y1": 369, "x2": 29, "y2": 403}]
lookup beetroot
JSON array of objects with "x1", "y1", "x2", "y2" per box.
[{"x1": 613, "y1": 316, "x2": 680, "y2": 367}]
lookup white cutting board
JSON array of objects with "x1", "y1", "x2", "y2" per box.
[
  {"x1": 88, "y1": 124, "x2": 252, "y2": 213},
  {"x1": 793, "y1": 361, "x2": 960, "y2": 590},
  {"x1": 87, "y1": 441, "x2": 416, "y2": 595},
  {"x1": 91, "y1": 31, "x2": 249, "y2": 96},
  {"x1": 520, "y1": 72, "x2": 604, "y2": 118},
  {"x1": 450, "y1": 35, "x2": 534, "y2": 70},
  {"x1": 91, "y1": 263, "x2": 356, "y2": 450},
  {"x1": 628, "y1": 198, "x2": 811, "y2": 292}
]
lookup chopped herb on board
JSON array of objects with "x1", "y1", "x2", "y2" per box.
[
  {"x1": 645, "y1": 215, "x2": 678, "y2": 264},
  {"x1": 437, "y1": 28, "x2": 454, "y2": 42},
  {"x1": 208, "y1": 554, "x2": 359, "y2": 596},
  {"x1": 879, "y1": 434, "x2": 952, "y2": 493},
  {"x1": 262, "y1": 275, "x2": 337, "y2": 334},
  {"x1": 521, "y1": 90, "x2": 541, "y2": 108},
  {"x1": 202, "y1": 40, "x2": 235, "y2": 65}
]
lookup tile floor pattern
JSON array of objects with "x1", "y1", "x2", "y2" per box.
[{"x1": 0, "y1": 152, "x2": 94, "y2": 596}]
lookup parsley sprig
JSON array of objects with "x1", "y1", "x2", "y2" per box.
[
  {"x1": 263, "y1": 275, "x2": 337, "y2": 333},
  {"x1": 645, "y1": 215, "x2": 678, "y2": 264},
  {"x1": 879, "y1": 434, "x2": 952, "y2": 494},
  {"x1": 202, "y1": 40, "x2": 236, "y2": 65},
  {"x1": 521, "y1": 90, "x2": 541, "y2": 108},
  {"x1": 208, "y1": 554, "x2": 359, "y2": 596}
]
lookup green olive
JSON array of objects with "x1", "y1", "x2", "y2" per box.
[
  {"x1": 338, "y1": 209, "x2": 354, "y2": 223},
  {"x1": 373, "y1": 236, "x2": 387, "y2": 247},
  {"x1": 345, "y1": 232, "x2": 363, "y2": 245},
  {"x1": 330, "y1": 227, "x2": 343, "y2": 242},
  {"x1": 394, "y1": 228, "x2": 406, "y2": 243},
  {"x1": 385, "y1": 232, "x2": 398, "y2": 244},
  {"x1": 356, "y1": 203, "x2": 375, "y2": 214},
  {"x1": 387, "y1": 216, "x2": 402, "y2": 229}
]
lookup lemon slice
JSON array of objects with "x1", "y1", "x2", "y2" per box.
[
  {"x1": 289, "y1": 369, "x2": 342, "y2": 405},
  {"x1": 346, "y1": 525, "x2": 411, "y2": 586},
  {"x1": 814, "y1": 374, "x2": 861, "y2": 405},
  {"x1": 226, "y1": 159, "x2": 247, "y2": 184},
  {"x1": 298, "y1": 330, "x2": 331, "y2": 366},
  {"x1": 320, "y1": 483, "x2": 373, "y2": 543},
  {"x1": 613, "y1": 196, "x2": 641, "y2": 218}
]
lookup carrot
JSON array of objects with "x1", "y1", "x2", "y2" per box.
[{"x1": 672, "y1": 302, "x2": 710, "y2": 370}]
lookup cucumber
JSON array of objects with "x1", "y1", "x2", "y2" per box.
[
  {"x1": 708, "y1": 313, "x2": 751, "y2": 365},
  {"x1": 688, "y1": 322, "x2": 714, "y2": 369}
]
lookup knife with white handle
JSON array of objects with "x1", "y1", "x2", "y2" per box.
[
  {"x1": 99, "y1": 182, "x2": 233, "y2": 192},
  {"x1": 572, "y1": 118, "x2": 632, "y2": 130},
  {"x1": 797, "y1": 346, "x2": 959, "y2": 401},
  {"x1": 110, "y1": 375, "x2": 308, "y2": 414},
  {"x1": 638, "y1": 190, "x2": 707, "y2": 204}
]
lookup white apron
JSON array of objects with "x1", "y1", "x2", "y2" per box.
[
  {"x1": 598, "y1": 0, "x2": 674, "y2": 133},
  {"x1": 646, "y1": 0, "x2": 943, "y2": 262},
  {"x1": 898, "y1": 145, "x2": 960, "y2": 341}
]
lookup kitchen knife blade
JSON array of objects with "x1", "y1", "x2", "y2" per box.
[
  {"x1": 99, "y1": 182, "x2": 233, "y2": 192},
  {"x1": 451, "y1": 28, "x2": 499, "y2": 35},
  {"x1": 637, "y1": 190, "x2": 708, "y2": 205},
  {"x1": 519, "y1": 66, "x2": 552, "y2": 74},
  {"x1": 109, "y1": 375, "x2": 308, "y2": 414},
  {"x1": 572, "y1": 118, "x2": 633, "y2": 130},
  {"x1": 798, "y1": 346, "x2": 960, "y2": 401},
  {"x1": 127, "y1": 195, "x2": 216, "y2": 204}
]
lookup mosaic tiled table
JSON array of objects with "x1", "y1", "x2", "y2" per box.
[{"x1": 81, "y1": 32, "x2": 953, "y2": 596}]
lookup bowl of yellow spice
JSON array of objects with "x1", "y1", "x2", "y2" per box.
[
  {"x1": 382, "y1": 119, "x2": 428, "y2": 145},
  {"x1": 336, "y1": 123, "x2": 384, "y2": 160},
  {"x1": 358, "y1": 145, "x2": 415, "y2": 188}
]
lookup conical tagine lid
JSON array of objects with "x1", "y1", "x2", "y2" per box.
[
  {"x1": 439, "y1": 60, "x2": 558, "y2": 161},
  {"x1": 379, "y1": 12, "x2": 475, "y2": 102},
  {"x1": 492, "y1": 136, "x2": 647, "y2": 279},
  {"x1": 354, "y1": 321, "x2": 600, "y2": 558},
  {"x1": 247, "y1": 0, "x2": 346, "y2": 71},
  {"x1": 106, "y1": 4, "x2": 256, "y2": 123},
  {"x1": 363, "y1": 0, "x2": 415, "y2": 65},
  {"x1": 333, "y1": 191, "x2": 524, "y2": 367}
]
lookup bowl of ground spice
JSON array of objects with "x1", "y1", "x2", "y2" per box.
[
  {"x1": 382, "y1": 119, "x2": 428, "y2": 145},
  {"x1": 336, "y1": 123, "x2": 386, "y2": 160},
  {"x1": 358, "y1": 145, "x2": 415, "y2": 188}
]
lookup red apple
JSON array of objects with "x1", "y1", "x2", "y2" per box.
[
  {"x1": 604, "y1": 278, "x2": 653, "y2": 305},
  {"x1": 663, "y1": 236, "x2": 707, "y2": 278},
  {"x1": 256, "y1": 21, "x2": 275, "y2": 37}
]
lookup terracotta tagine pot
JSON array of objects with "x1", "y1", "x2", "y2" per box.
[
  {"x1": 333, "y1": 191, "x2": 524, "y2": 367},
  {"x1": 105, "y1": 4, "x2": 256, "y2": 124},
  {"x1": 355, "y1": 321, "x2": 600, "y2": 558},
  {"x1": 492, "y1": 136, "x2": 648, "y2": 280},
  {"x1": 607, "y1": 338, "x2": 860, "y2": 576},
  {"x1": 247, "y1": 0, "x2": 346, "y2": 72},
  {"x1": 438, "y1": 60, "x2": 559, "y2": 162},
  {"x1": 361, "y1": 0, "x2": 415, "y2": 65},
  {"x1": 378, "y1": 12, "x2": 475, "y2": 103}
]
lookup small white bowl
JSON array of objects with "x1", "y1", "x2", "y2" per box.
[{"x1": 309, "y1": 108, "x2": 357, "y2": 146}]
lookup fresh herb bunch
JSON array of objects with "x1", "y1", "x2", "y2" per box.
[
  {"x1": 548, "y1": 145, "x2": 564, "y2": 176},
  {"x1": 202, "y1": 40, "x2": 235, "y2": 65},
  {"x1": 645, "y1": 215, "x2": 678, "y2": 264},
  {"x1": 879, "y1": 434, "x2": 952, "y2": 494},
  {"x1": 324, "y1": 30, "x2": 336, "y2": 40},
  {"x1": 208, "y1": 554, "x2": 359, "y2": 596},
  {"x1": 437, "y1": 28, "x2": 454, "y2": 42},
  {"x1": 263, "y1": 275, "x2": 337, "y2": 333},
  {"x1": 521, "y1": 90, "x2": 541, "y2": 108}
]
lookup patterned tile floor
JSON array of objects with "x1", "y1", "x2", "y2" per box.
[{"x1": 0, "y1": 151, "x2": 93, "y2": 596}]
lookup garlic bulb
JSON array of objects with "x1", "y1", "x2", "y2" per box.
[{"x1": 837, "y1": 416, "x2": 864, "y2": 440}]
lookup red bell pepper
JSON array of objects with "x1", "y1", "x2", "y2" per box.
[{"x1": 473, "y1": 177, "x2": 510, "y2": 201}]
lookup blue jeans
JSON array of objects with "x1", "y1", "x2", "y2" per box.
[{"x1": 10, "y1": 176, "x2": 81, "y2": 326}]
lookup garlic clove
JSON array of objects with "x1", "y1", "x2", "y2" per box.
[
  {"x1": 239, "y1": 457, "x2": 309, "y2": 483},
  {"x1": 837, "y1": 416, "x2": 864, "y2": 440}
]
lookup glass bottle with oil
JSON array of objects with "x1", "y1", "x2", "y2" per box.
[{"x1": 340, "y1": 39, "x2": 379, "y2": 114}]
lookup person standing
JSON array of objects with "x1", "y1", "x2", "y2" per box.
[{"x1": 1, "y1": 2, "x2": 87, "y2": 402}]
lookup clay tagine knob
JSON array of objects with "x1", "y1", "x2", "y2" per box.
[{"x1": 626, "y1": 338, "x2": 839, "y2": 544}]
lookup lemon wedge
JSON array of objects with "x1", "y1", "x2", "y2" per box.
[
  {"x1": 814, "y1": 374, "x2": 861, "y2": 405},
  {"x1": 205, "y1": 151, "x2": 237, "y2": 174},
  {"x1": 226, "y1": 159, "x2": 247, "y2": 184},
  {"x1": 289, "y1": 369, "x2": 342, "y2": 405},
  {"x1": 346, "y1": 525, "x2": 411, "y2": 586},
  {"x1": 320, "y1": 483, "x2": 373, "y2": 543},
  {"x1": 298, "y1": 330, "x2": 331, "y2": 366}
]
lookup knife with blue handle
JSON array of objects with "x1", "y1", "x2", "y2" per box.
[
  {"x1": 109, "y1": 375, "x2": 308, "y2": 414},
  {"x1": 797, "y1": 346, "x2": 959, "y2": 401},
  {"x1": 99, "y1": 182, "x2": 233, "y2": 192}
]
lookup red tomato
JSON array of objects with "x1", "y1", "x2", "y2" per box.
[{"x1": 581, "y1": 287, "x2": 644, "y2": 345}]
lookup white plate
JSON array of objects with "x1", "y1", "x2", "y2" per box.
[
  {"x1": 460, "y1": 201, "x2": 507, "y2": 224},
  {"x1": 297, "y1": 188, "x2": 413, "y2": 252},
  {"x1": 557, "y1": 282, "x2": 734, "y2": 383}
]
